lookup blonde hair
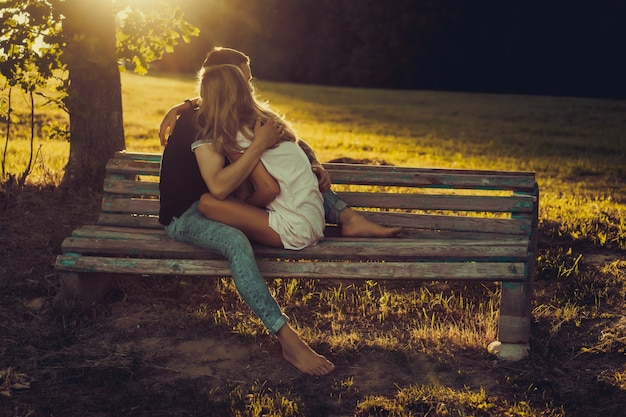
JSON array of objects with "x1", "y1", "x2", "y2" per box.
[{"x1": 194, "y1": 64, "x2": 295, "y2": 155}]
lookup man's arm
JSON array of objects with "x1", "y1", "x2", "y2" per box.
[
  {"x1": 297, "y1": 139, "x2": 331, "y2": 192},
  {"x1": 194, "y1": 118, "x2": 283, "y2": 199},
  {"x1": 229, "y1": 151, "x2": 280, "y2": 208},
  {"x1": 243, "y1": 161, "x2": 280, "y2": 207},
  {"x1": 159, "y1": 98, "x2": 200, "y2": 146}
]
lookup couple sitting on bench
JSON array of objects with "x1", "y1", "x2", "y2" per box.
[{"x1": 158, "y1": 47, "x2": 402, "y2": 376}]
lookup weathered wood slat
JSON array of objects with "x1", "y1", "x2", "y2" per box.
[
  {"x1": 106, "y1": 158, "x2": 161, "y2": 176},
  {"x1": 363, "y1": 212, "x2": 531, "y2": 235},
  {"x1": 106, "y1": 152, "x2": 536, "y2": 191},
  {"x1": 323, "y1": 161, "x2": 535, "y2": 177},
  {"x1": 97, "y1": 201, "x2": 532, "y2": 235},
  {"x1": 70, "y1": 227, "x2": 529, "y2": 247},
  {"x1": 56, "y1": 255, "x2": 527, "y2": 281},
  {"x1": 80, "y1": 225, "x2": 168, "y2": 237},
  {"x1": 81, "y1": 223, "x2": 529, "y2": 241},
  {"x1": 101, "y1": 197, "x2": 160, "y2": 215},
  {"x1": 101, "y1": 192, "x2": 535, "y2": 216},
  {"x1": 109, "y1": 151, "x2": 534, "y2": 181},
  {"x1": 97, "y1": 213, "x2": 162, "y2": 229},
  {"x1": 62, "y1": 234, "x2": 529, "y2": 261},
  {"x1": 111, "y1": 151, "x2": 162, "y2": 162},
  {"x1": 340, "y1": 192, "x2": 535, "y2": 212},
  {"x1": 103, "y1": 179, "x2": 160, "y2": 196},
  {"x1": 327, "y1": 168, "x2": 536, "y2": 191}
]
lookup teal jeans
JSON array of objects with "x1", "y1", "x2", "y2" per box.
[
  {"x1": 165, "y1": 202, "x2": 289, "y2": 334},
  {"x1": 164, "y1": 190, "x2": 346, "y2": 334}
]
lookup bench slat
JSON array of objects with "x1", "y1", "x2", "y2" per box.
[
  {"x1": 103, "y1": 179, "x2": 160, "y2": 196},
  {"x1": 56, "y1": 255, "x2": 527, "y2": 281},
  {"x1": 106, "y1": 158, "x2": 161, "y2": 176},
  {"x1": 364, "y1": 212, "x2": 531, "y2": 235},
  {"x1": 97, "y1": 213, "x2": 162, "y2": 229},
  {"x1": 99, "y1": 197, "x2": 532, "y2": 235},
  {"x1": 82, "y1": 224, "x2": 529, "y2": 242},
  {"x1": 106, "y1": 153, "x2": 535, "y2": 190},
  {"x1": 324, "y1": 161, "x2": 535, "y2": 177},
  {"x1": 61, "y1": 234, "x2": 529, "y2": 261},
  {"x1": 100, "y1": 187, "x2": 534, "y2": 214},
  {"x1": 341, "y1": 192, "x2": 535, "y2": 212},
  {"x1": 101, "y1": 197, "x2": 160, "y2": 215},
  {"x1": 327, "y1": 167, "x2": 535, "y2": 191}
]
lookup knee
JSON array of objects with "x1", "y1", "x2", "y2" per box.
[{"x1": 198, "y1": 193, "x2": 217, "y2": 217}]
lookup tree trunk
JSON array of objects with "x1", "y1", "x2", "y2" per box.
[{"x1": 60, "y1": 0, "x2": 125, "y2": 191}]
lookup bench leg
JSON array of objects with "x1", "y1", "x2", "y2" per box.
[
  {"x1": 488, "y1": 281, "x2": 531, "y2": 360},
  {"x1": 59, "y1": 272, "x2": 117, "y2": 305}
]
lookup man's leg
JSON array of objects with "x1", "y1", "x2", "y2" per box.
[
  {"x1": 322, "y1": 189, "x2": 402, "y2": 237},
  {"x1": 165, "y1": 202, "x2": 334, "y2": 375}
]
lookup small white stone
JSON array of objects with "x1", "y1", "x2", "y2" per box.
[{"x1": 487, "y1": 341, "x2": 529, "y2": 361}]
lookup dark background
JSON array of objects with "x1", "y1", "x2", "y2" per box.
[{"x1": 157, "y1": 0, "x2": 626, "y2": 99}]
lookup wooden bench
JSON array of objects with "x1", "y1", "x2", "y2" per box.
[{"x1": 56, "y1": 151, "x2": 539, "y2": 360}]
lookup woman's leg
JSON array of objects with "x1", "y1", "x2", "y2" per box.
[
  {"x1": 166, "y1": 202, "x2": 334, "y2": 375},
  {"x1": 322, "y1": 189, "x2": 403, "y2": 237},
  {"x1": 198, "y1": 192, "x2": 283, "y2": 247},
  {"x1": 165, "y1": 202, "x2": 287, "y2": 333}
]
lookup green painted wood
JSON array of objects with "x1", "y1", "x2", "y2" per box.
[
  {"x1": 61, "y1": 234, "x2": 530, "y2": 261},
  {"x1": 56, "y1": 255, "x2": 527, "y2": 281}
]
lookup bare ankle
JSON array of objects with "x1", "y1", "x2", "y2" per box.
[
  {"x1": 338, "y1": 208, "x2": 402, "y2": 238},
  {"x1": 276, "y1": 324, "x2": 335, "y2": 376}
]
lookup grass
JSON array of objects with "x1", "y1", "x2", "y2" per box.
[{"x1": 1, "y1": 72, "x2": 625, "y2": 416}]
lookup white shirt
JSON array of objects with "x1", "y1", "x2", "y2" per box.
[{"x1": 237, "y1": 132, "x2": 325, "y2": 250}]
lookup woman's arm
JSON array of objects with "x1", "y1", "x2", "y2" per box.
[{"x1": 194, "y1": 118, "x2": 283, "y2": 199}]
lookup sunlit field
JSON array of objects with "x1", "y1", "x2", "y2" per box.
[
  {"x1": 5, "y1": 71, "x2": 625, "y2": 249},
  {"x1": 2, "y1": 72, "x2": 625, "y2": 416}
]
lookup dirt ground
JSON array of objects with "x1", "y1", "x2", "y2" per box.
[{"x1": 1, "y1": 184, "x2": 625, "y2": 416}]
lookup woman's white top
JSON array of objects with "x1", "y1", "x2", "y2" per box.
[{"x1": 237, "y1": 132, "x2": 325, "y2": 250}]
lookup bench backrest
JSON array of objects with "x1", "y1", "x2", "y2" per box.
[{"x1": 100, "y1": 151, "x2": 538, "y2": 240}]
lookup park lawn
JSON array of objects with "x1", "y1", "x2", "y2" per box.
[{"x1": 1, "y1": 71, "x2": 624, "y2": 416}]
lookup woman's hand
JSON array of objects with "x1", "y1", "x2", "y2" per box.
[{"x1": 252, "y1": 117, "x2": 284, "y2": 150}]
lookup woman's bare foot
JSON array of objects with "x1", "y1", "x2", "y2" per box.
[
  {"x1": 276, "y1": 324, "x2": 335, "y2": 376},
  {"x1": 338, "y1": 208, "x2": 403, "y2": 238}
]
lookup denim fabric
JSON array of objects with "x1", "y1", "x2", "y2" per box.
[
  {"x1": 323, "y1": 189, "x2": 348, "y2": 224},
  {"x1": 165, "y1": 202, "x2": 289, "y2": 334}
]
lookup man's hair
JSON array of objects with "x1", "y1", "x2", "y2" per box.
[{"x1": 202, "y1": 47, "x2": 250, "y2": 68}]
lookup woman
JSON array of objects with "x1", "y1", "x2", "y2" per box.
[{"x1": 194, "y1": 64, "x2": 324, "y2": 250}]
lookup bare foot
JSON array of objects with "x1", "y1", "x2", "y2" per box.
[
  {"x1": 338, "y1": 208, "x2": 403, "y2": 238},
  {"x1": 276, "y1": 324, "x2": 335, "y2": 376}
]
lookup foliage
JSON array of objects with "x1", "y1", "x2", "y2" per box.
[
  {"x1": 0, "y1": 0, "x2": 65, "y2": 93},
  {"x1": 0, "y1": 0, "x2": 198, "y2": 87},
  {"x1": 114, "y1": 0, "x2": 199, "y2": 74},
  {"x1": 0, "y1": 0, "x2": 198, "y2": 186}
]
